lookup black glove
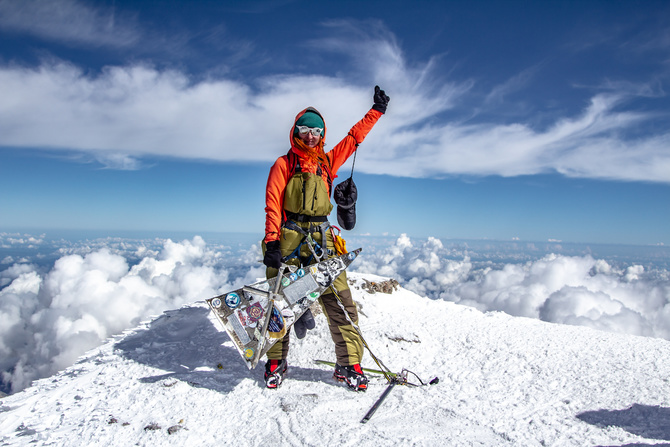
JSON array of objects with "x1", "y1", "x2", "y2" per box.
[
  {"x1": 372, "y1": 85, "x2": 390, "y2": 114},
  {"x1": 293, "y1": 309, "x2": 316, "y2": 339},
  {"x1": 263, "y1": 240, "x2": 282, "y2": 269}
]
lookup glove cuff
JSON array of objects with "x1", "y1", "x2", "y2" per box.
[{"x1": 372, "y1": 103, "x2": 387, "y2": 114}]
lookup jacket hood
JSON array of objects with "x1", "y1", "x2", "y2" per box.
[{"x1": 290, "y1": 106, "x2": 326, "y2": 145}]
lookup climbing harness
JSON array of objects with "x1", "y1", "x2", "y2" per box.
[{"x1": 282, "y1": 220, "x2": 332, "y2": 265}]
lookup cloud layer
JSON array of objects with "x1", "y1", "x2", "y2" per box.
[
  {"x1": 1, "y1": 234, "x2": 669, "y2": 394},
  {"x1": 353, "y1": 235, "x2": 670, "y2": 339},
  {"x1": 0, "y1": 236, "x2": 263, "y2": 394},
  {"x1": 1, "y1": 9, "x2": 669, "y2": 182}
]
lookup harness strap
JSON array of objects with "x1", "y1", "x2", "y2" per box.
[
  {"x1": 285, "y1": 211, "x2": 328, "y2": 223},
  {"x1": 283, "y1": 219, "x2": 332, "y2": 264}
]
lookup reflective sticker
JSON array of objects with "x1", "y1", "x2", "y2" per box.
[
  {"x1": 236, "y1": 308, "x2": 257, "y2": 328},
  {"x1": 281, "y1": 276, "x2": 291, "y2": 287},
  {"x1": 296, "y1": 268, "x2": 305, "y2": 278},
  {"x1": 244, "y1": 348, "x2": 254, "y2": 359},
  {"x1": 229, "y1": 313, "x2": 251, "y2": 345},
  {"x1": 267, "y1": 306, "x2": 286, "y2": 339},
  {"x1": 211, "y1": 298, "x2": 222, "y2": 308},
  {"x1": 284, "y1": 274, "x2": 319, "y2": 305},
  {"x1": 267, "y1": 307, "x2": 284, "y2": 332},
  {"x1": 282, "y1": 308, "x2": 295, "y2": 325},
  {"x1": 225, "y1": 292, "x2": 241, "y2": 308},
  {"x1": 252, "y1": 281, "x2": 270, "y2": 292},
  {"x1": 246, "y1": 302, "x2": 264, "y2": 322},
  {"x1": 289, "y1": 273, "x2": 298, "y2": 282},
  {"x1": 314, "y1": 271, "x2": 329, "y2": 287}
]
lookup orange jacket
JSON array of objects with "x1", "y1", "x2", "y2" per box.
[{"x1": 264, "y1": 107, "x2": 383, "y2": 243}]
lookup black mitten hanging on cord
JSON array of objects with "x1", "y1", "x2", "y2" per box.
[
  {"x1": 334, "y1": 177, "x2": 358, "y2": 230},
  {"x1": 334, "y1": 85, "x2": 387, "y2": 231}
]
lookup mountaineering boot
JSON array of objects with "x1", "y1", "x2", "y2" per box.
[
  {"x1": 293, "y1": 309, "x2": 316, "y2": 339},
  {"x1": 333, "y1": 363, "x2": 368, "y2": 391},
  {"x1": 264, "y1": 359, "x2": 288, "y2": 389}
]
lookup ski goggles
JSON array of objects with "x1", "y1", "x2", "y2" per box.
[{"x1": 296, "y1": 126, "x2": 323, "y2": 137}]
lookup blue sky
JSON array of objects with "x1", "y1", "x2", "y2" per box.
[{"x1": 0, "y1": 0, "x2": 669, "y2": 245}]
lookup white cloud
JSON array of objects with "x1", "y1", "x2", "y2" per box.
[
  {"x1": 94, "y1": 152, "x2": 144, "y2": 170},
  {"x1": 1, "y1": 233, "x2": 669, "y2": 394},
  {"x1": 0, "y1": 21, "x2": 669, "y2": 182},
  {"x1": 0, "y1": 0, "x2": 140, "y2": 47},
  {"x1": 485, "y1": 64, "x2": 543, "y2": 106},
  {"x1": 352, "y1": 235, "x2": 670, "y2": 339},
  {"x1": 538, "y1": 286, "x2": 650, "y2": 336},
  {"x1": 0, "y1": 236, "x2": 264, "y2": 393}
]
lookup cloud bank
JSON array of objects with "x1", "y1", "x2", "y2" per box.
[
  {"x1": 353, "y1": 235, "x2": 670, "y2": 339},
  {"x1": 0, "y1": 236, "x2": 263, "y2": 394},
  {"x1": 1, "y1": 15, "x2": 669, "y2": 181},
  {"x1": 2, "y1": 234, "x2": 669, "y2": 394}
]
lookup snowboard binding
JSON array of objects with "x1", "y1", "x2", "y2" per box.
[
  {"x1": 264, "y1": 359, "x2": 288, "y2": 389},
  {"x1": 333, "y1": 363, "x2": 368, "y2": 392}
]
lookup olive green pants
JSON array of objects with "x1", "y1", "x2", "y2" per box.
[{"x1": 264, "y1": 222, "x2": 364, "y2": 366}]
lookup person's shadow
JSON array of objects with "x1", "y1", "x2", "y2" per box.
[
  {"x1": 114, "y1": 303, "x2": 333, "y2": 392},
  {"x1": 577, "y1": 404, "x2": 670, "y2": 446}
]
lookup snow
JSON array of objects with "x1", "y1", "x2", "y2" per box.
[{"x1": 2, "y1": 272, "x2": 670, "y2": 446}]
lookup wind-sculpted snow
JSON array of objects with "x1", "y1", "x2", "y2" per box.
[{"x1": 1, "y1": 232, "x2": 669, "y2": 396}]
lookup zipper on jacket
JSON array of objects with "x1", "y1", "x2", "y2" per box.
[
  {"x1": 311, "y1": 184, "x2": 317, "y2": 211},
  {"x1": 312, "y1": 166, "x2": 321, "y2": 212},
  {"x1": 302, "y1": 178, "x2": 307, "y2": 212}
]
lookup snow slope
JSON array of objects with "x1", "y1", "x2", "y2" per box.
[{"x1": 1, "y1": 272, "x2": 670, "y2": 446}]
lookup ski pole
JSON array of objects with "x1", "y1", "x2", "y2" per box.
[
  {"x1": 301, "y1": 234, "x2": 395, "y2": 382},
  {"x1": 360, "y1": 379, "x2": 397, "y2": 423},
  {"x1": 329, "y1": 285, "x2": 395, "y2": 383}
]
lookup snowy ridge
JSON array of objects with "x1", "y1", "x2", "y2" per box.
[{"x1": 1, "y1": 272, "x2": 670, "y2": 446}]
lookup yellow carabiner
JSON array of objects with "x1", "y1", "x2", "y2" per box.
[{"x1": 332, "y1": 227, "x2": 348, "y2": 255}]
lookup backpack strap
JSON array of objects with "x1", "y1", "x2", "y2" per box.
[
  {"x1": 321, "y1": 159, "x2": 334, "y2": 198},
  {"x1": 286, "y1": 149, "x2": 298, "y2": 176}
]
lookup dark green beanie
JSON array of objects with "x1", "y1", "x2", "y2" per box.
[{"x1": 295, "y1": 111, "x2": 324, "y2": 132}]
